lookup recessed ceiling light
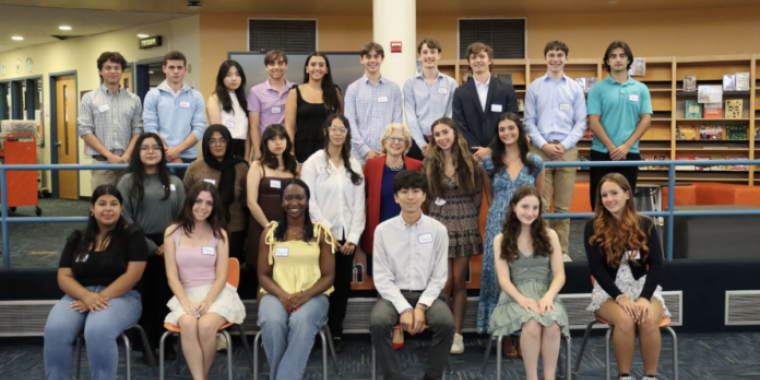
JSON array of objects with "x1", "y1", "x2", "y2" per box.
[
  {"x1": 137, "y1": 34, "x2": 149, "y2": 38},
  {"x1": 11, "y1": 36, "x2": 23, "y2": 41},
  {"x1": 59, "y1": 26, "x2": 72, "y2": 30},
  {"x1": 187, "y1": 1, "x2": 202, "y2": 10}
]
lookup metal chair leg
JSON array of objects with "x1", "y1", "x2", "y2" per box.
[
  {"x1": 159, "y1": 331, "x2": 170, "y2": 380},
  {"x1": 371, "y1": 345, "x2": 376, "y2": 380},
  {"x1": 479, "y1": 332, "x2": 495, "y2": 376},
  {"x1": 558, "y1": 335, "x2": 572, "y2": 380},
  {"x1": 322, "y1": 324, "x2": 340, "y2": 375},
  {"x1": 220, "y1": 330, "x2": 233, "y2": 380},
  {"x1": 175, "y1": 333, "x2": 182, "y2": 377},
  {"x1": 234, "y1": 324, "x2": 254, "y2": 374},
  {"x1": 252, "y1": 331, "x2": 262, "y2": 380},
  {"x1": 573, "y1": 320, "x2": 597, "y2": 374},
  {"x1": 496, "y1": 334, "x2": 504, "y2": 380},
  {"x1": 664, "y1": 326, "x2": 679, "y2": 380},
  {"x1": 319, "y1": 330, "x2": 328, "y2": 379},
  {"x1": 605, "y1": 327, "x2": 613, "y2": 380},
  {"x1": 74, "y1": 336, "x2": 82, "y2": 380},
  {"x1": 122, "y1": 333, "x2": 131, "y2": 380}
]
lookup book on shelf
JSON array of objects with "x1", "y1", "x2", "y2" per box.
[
  {"x1": 496, "y1": 73, "x2": 512, "y2": 84},
  {"x1": 629, "y1": 58, "x2": 646, "y2": 76},
  {"x1": 683, "y1": 76, "x2": 697, "y2": 92},
  {"x1": 736, "y1": 73, "x2": 750, "y2": 91},
  {"x1": 640, "y1": 155, "x2": 649, "y2": 171},
  {"x1": 676, "y1": 155, "x2": 696, "y2": 171},
  {"x1": 725, "y1": 124, "x2": 747, "y2": 140},
  {"x1": 703, "y1": 103, "x2": 723, "y2": 119},
  {"x1": 694, "y1": 156, "x2": 711, "y2": 171},
  {"x1": 711, "y1": 155, "x2": 728, "y2": 171},
  {"x1": 575, "y1": 77, "x2": 598, "y2": 94},
  {"x1": 755, "y1": 126, "x2": 760, "y2": 141},
  {"x1": 653, "y1": 155, "x2": 668, "y2": 170},
  {"x1": 685, "y1": 100, "x2": 702, "y2": 119},
  {"x1": 730, "y1": 157, "x2": 749, "y2": 172},
  {"x1": 722, "y1": 74, "x2": 736, "y2": 91},
  {"x1": 700, "y1": 124, "x2": 723, "y2": 140},
  {"x1": 698, "y1": 85, "x2": 723, "y2": 103},
  {"x1": 578, "y1": 155, "x2": 590, "y2": 170},
  {"x1": 676, "y1": 124, "x2": 698, "y2": 140},
  {"x1": 517, "y1": 98, "x2": 525, "y2": 112},
  {"x1": 725, "y1": 99, "x2": 743, "y2": 119},
  {"x1": 581, "y1": 127, "x2": 594, "y2": 140}
]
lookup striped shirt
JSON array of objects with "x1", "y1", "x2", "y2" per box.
[
  {"x1": 344, "y1": 75, "x2": 403, "y2": 158},
  {"x1": 77, "y1": 84, "x2": 143, "y2": 157},
  {"x1": 403, "y1": 71, "x2": 458, "y2": 149}
]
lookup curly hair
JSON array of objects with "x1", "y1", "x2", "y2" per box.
[
  {"x1": 423, "y1": 117, "x2": 482, "y2": 199},
  {"x1": 589, "y1": 173, "x2": 650, "y2": 267},
  {"x1": 499, "y1": 185, "x2": 552, "y2": 263}
]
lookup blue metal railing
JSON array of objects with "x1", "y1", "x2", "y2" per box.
[{"x1": 2, "y1": 160, "x2": 760, "y2": 269}]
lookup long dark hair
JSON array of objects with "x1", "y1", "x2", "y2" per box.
[
  {"x1": 500, "y1": 185, "x2": 552, "y2": 263},
  {"x1": 201, "y1": 125, "x2": 247, "y2": 221},
  {"x1": 322, "y1": 114, "x2": 363, "y2": 186},
  {"x1": 171, "y1": 182, "x2": 227, "y2": 242},
  {"x1": 303, "y1": 53, "x2": 342, "y2": 114},
  {"x1": 214, "y1": 60, "x2": 248, "y2": 114},
  {"x1": 273, "y1": 179, "x2": 315, "y2": 243},
  {"x1": 127, "y1": 133, "x2": 172, "y2": 210},
  {"x1": 258, "y1": 124, "x2": 298, "y2": 176},
  {"x1": 423, "y1": 117, "x2": 482, "y2": 199},
  {"x1": 489, "y1": 113, "x2": 536, "y2": 176},
  {"x1": 75, "y1": 184, "x2": 130, "y2": 265}
]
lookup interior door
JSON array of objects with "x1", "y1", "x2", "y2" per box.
[
  {"x1": 121, "y1": 69, "x2": 132, "y2": 93},
  {"x1": 55, "y1": 75, "x2": 77, "y2": 200}
]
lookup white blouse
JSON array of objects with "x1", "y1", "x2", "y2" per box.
[{"x1": 220, "y1": 94, "x2": 248, "y2": 140}]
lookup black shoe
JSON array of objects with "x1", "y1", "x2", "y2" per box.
[{"x1": 332, "y1": 336, "x2": 345, "y2": 353}]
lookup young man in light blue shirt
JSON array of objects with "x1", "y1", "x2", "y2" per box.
[
  {"x1": 143, "y1": 51, "x2": 206, "y2": 179},
  {"x1": 524, "y1": 41, "x2": 587, "y2": 262},
  {"x1": 587, "y1": 41, "x2": 652, "y2": 209},
  {"x1": 403, "y1": 38, "x2": 457, "y2": 160}
]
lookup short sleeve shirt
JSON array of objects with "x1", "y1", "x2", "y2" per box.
[{"x1": 587, "y1": 75, "x2": 652, "y2": 154}]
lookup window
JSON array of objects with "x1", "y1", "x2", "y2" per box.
[
  {"x1": 248, "y1": 19, "x2": 317, "y2": 53},
  {"x1": 459, "y1": 19, "x2": 526, "y2": 59}
]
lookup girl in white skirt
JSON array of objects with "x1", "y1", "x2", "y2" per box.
[
  {"x1": 584, "y1": 173, "x2": 669, "y2": 380},
  {"x1": 164, "y1": 182, "x2": 246, "y2": 380}
]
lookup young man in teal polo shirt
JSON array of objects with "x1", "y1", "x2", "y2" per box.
[{"x1": 587, "y1": 41, "x2": 652, "y2": 208}]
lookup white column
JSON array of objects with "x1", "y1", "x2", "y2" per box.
[{"x1": 373, "y1": 0, "x2": 416, "y2": 90}]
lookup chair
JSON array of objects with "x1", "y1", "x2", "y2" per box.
[
  {"x1": 573, "y1": 276, "x2": 678, "y2": 380},
  {"x1": 74, "y1": 324, "x2": 156, "y2": 380},
  {"x1": 478, "y1": 330, "x2": 572, "y2": 380},
  {"x1": 158, "y1": 257, "x2": 253, "y2": 380},
  {"x1": 252, "y1": 318, "x2": 340, "y2": 379},
  {"x1": 371, "y1": 325, "x2": 453, "y2": 380}
]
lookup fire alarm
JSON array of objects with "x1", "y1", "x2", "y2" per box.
[{"x1": 391, "y1": 41, "x2": 402, "y2": 53}]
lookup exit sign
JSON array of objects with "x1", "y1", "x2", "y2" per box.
[{"x1": 139, "y1": 36, "x2": 162, "y2": 49}]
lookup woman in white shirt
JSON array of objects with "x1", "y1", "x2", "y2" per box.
[
  {"x1": 206, "y1": 60, "x2": 250, "y2": 161},
  {"x1": 300, "y1": 113, "x2": 365, "y2": 352}
]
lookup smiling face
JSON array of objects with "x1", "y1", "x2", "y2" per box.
[
  {"x1": 498, "y1": 119, "x2": 520, "y2": 146},
  {"x1": 606, "y1": 47, "x2": 630, "y2": 74},
  {"x1": 139, "y1": 137, "x2": 162, "y2": 168},
  {"x1": 282, "y1": 183, "x2": 308, "y2": 220},
  {"x1": 394, "y1": 187, "x2": 426, "y2": 213},
  {"x1": 163, "y1": 59, "x2": 187, "y2": 86},
  {"x1": 417, "y1": 44, "x2": 441, "y2": 70},
  {"x1": 600, "y1": 180, "x2": 630, "y2": 217},
  {"x1": 305, "y1": 55, "x2": 328, "y2": 81},
  {"x1": 208, "y1": 131, "x2": 227, "y2": 161},
  {"x1": 91, "y1": 194, "x2": 122, "y2": 228},
  {"x1": 326, "y1": 117, "x2": 348, "y2": 147},
  {"x1": 266, "y1": 133, "x2": 287, "y2": 156},
  {"x1": 513, "y1": 195, "x2": 540, "y2": 226},
  {"x1": 99, "y1": 60, "x2": 123, "y2": 87},
  {"x1": 432, "y1": 123, "x2": 455, "y2": 152},
  {"x1": 223, "y1": 65, "x2": 242, "y2": 91},
  {"x1": 265, "y1": 57, "x2": 287, "y2": 80},
  {"x1": 383, "y1": 129, "x2": 407, "y2": 156},
  {"x1": 192, "y1": 190, "x2": 214, "y2": 222},
  {"x1": 360, "y1": 49, "x2": 384, "y2": 75},
  {"x1": 544, "y1": 49, "x2": 567, "y2": 75},
  {"x1": 468, "y1": 50, "x2": 492, "y2": 75}
]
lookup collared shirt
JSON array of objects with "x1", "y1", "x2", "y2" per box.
[
  {"x1": 475, "y1": 76, "x2": 491, "y2": 112},
  {"x1": 403, "y1": 71, "x2": 458, "y2": 148},
  {"x1": 159, "y1": 80, "x2": 191, "y2": 98},
  {"x1": 247, "y1": 78, "x2": 296, "y2": 134},
  {"x1": 143, "y1": 80, "x2": 206, "y2": 159},
  {"x1": 587, "y1": 75, "x2": 653, "y2": 154},
  {"x1": 344, "y1": 74, "x2": 403, "y2": 158},
  {"x1": 300, "y1": 150, "x2": 366, "y2": 245},
  {"x1": 77, "y1": 84, "x2": 143, "y2": 157},
  {"x1": 524, "y1": 74, "x2": 588, "y2": 150},
  {"x1": 372, "y1": 213, "x2": 449, "y2": 313}
]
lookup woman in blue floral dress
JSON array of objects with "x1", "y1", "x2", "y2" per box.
[{"x1": 478, "y1": 113, "x2": 545, "y2": 355}]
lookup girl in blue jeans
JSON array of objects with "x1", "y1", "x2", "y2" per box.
[{"x1": 44, "y1": 184, "x2": 148, "y2": 380}]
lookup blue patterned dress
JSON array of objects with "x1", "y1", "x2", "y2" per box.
[{"x1": 477, "y1": 153, "x2": 544, "y2": 334}]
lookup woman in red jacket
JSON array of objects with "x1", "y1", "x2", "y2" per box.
[{"x1": 362, "y1": 123, "x2": 422, "y2": 349}]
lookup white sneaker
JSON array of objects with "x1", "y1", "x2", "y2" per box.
[
  {"x1": 450, "y1": 333, "x2": 464, "y2": 354},
  {"x1": 216, "y1": 334, "x2": 227, "y2": 351},
  {"x1": 618, "y1": 376, "x2": 636, "y2": 380},
  {"x1": 641, "y1": 376, "x2": 657, "y2": 380},
  {"x1": 563, "y1": 253, "x2": 573, "y2": 262}
]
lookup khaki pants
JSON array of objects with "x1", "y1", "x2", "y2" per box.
[
  {"x1": 531, "y1": 145, "x2": 578, "y2": 254},
  {"x1": 91, "y1": 162, "x2": 124, "y2": 192}
]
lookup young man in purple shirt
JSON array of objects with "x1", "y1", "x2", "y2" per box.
[{"x1": 247, "y1": 50, "x2": 295, "y2": 159}]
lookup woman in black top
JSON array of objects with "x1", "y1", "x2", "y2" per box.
[
  {"x1": 583, "y1": 173, "x2": 669, "y2": 380},
  {"x1": 44, "y1": 185, "x2": 147, "y2": 380},
  {"x1": 284, "y1": 52, "x2": 343, "y2": 162}
]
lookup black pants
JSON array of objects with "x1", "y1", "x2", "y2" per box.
[
  {"x1": 228, "y1": 229, "x2": 247, "y2": 264},
  {"x1": 405, "y1": 139, "x2": 424, "y2": 161},
  {"x1": 589, "y1": 150, "x2": 641, "y2": 210},
  {"x1": 138, "y1": 233, "x2": 175, "y2": 352},
  {"x1": 230, "y1": 139, "x2": 246, "y2": 161},
  {"x1": 328, "y1": 238, "x2": 354, "y2": 337}
]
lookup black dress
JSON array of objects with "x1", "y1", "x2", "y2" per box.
[{"x1": 294, "y1": 85, "x2": 332, "y2": 163}]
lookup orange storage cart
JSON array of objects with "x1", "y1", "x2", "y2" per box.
[{"x1": 0, "y1": 132, "x2": 42, "y2": 216}]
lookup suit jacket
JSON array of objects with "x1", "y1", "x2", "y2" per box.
[
  {"x1": 361, "y1": 155, "x2": 422, "y2": 256},
  {"x1": 452, "y1": 75, "x2": 518, "y2": 148}
]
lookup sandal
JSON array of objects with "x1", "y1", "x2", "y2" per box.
[{"x1": 501, "y1": 337, "x2": 522, "y2": 358}]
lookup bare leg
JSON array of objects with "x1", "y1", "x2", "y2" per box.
[
  {"x1": 596, "y1": 299, "x2": 636, "y2": 374},
  {"x1": 197, "y1": 312, "x2": 227, "y2": 379},
  {"x1": 520, "y1": 319, "x2": 543, "y2": 380},
  {"x1": 639, "y1": 299, "x2": 665, "y2": 376},
  {"x1": 178, "y1": 315, "x2": 205, "y2": 380},
  {"x1": 540, "y1": 322, "x2": 562, "y2": 380},
  {"x1": 451, "y1": 256, "x2": 469, "y2": 335}
]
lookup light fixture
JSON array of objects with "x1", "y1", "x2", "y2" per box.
[
  {"x1": 59, "y1": 26, "x2": 72, "y2": 30},
  {"x1": 11, "y1": 36, "x2": 23, "y2": 41},
  {"x1": 186, "y1": 1, "x2": 202, "y2": 10},
  {"x1": 137, "y1": 34, "x2": 149, "y2": 38}
]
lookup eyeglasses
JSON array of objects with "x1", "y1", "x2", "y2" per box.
[
  {"x1": 384, "y1": 137, "x2": 406, "y2": 144},
  {"x1": 140, "y1": 145, "x2": 161, "y2": 152},
  {"x1": 329, "y1": 126, "x2": 348, "y2": 135},
  {"x1": 209, "y1": 138, "x2": 227, "y2": 146}
]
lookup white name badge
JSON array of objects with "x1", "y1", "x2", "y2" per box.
[
  {"x1": 490, "y1": 104, "x2": 503, "y2": 113},
  {"x1": 626, "y1": 250, "x2": 641, "y2": 260},
  {"x1": 418, "y1": 232, "x2": 433, "y2": 244},
  {"x1": 434, "y1": 198, "x2": 447, "y2": 206},
  {"x1": 270, "y1": 179, "x2": 282, "y2": 189},
  {"x1": 378, "y1": 96, "x2": 389, "y2": 103},
  {"x1": 203, "y1": 178, "x2": 217, "y2": 185},
  {"x1": 559, "y1": 103, "x2": 571, "y2": 111},
  {"x1": 97, "y1": 104, "x2": 110, "y2": 113},
  {"x1": 201, "y1": 246, "x2": 216, "y2": 256},
  {"x1": 225, "y1": 119, "x2": 236, "y2": 130},
  {"x1": 274, "y1": 247, "x2": 289, "y2": 257},
  {"x1": 77, "y1": 254, "x2": 90, "y2": 263},
  {"x1": 179, "y1": 101, "x2": 191, "y2": 108},
  {"x1": 628, "y1": 94, "x2": 639, "y2": 102},
  {"x1": 271, "y1": 106, "x2": 282, "y2": 114},
  {"x1": 170, "y1": 184, "x2": 177, "y2": 191},
  {"x1": 437, "y1": 87, "x2": 448, "y2": 94}
]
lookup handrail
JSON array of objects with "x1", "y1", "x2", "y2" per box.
[{"x1": 2, "y1": 160, "x2": 760, "y2": 269}]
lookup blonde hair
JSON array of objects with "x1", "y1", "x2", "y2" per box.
[{"x1": 380, "y1": 123, "x2": 413, "y2": 154}]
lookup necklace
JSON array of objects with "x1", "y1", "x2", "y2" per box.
[
  {"x1": 386, "y1": 159, "x2": 404, "y2": 171},
  {"x1": 287, "y1": 228, "x2": 303, "y2": 237}
]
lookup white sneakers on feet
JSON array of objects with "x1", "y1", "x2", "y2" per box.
[
  {"x1": 618, "y1": 376, "x2": 636, "y2": 380},
  {"x1": 641, "y1": 376, "x2": 657, "y2": 380},
  {"x1": 563, "y1": 253, "x2": 573, "y2": 262},
  {"x1": 450, "y1": 333, "x2": 464, "y2": 354}
]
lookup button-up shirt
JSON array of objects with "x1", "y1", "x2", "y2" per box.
[
  {"x1": 247, "y1": 78, "x2": 296, "y2": 134},
  {"x1": 524, "y1": 74, "x2": 588, "y2": 150},
  {"x1": 344, "y1": 75, "x2": 403, "y2": 158},
  {"x1": 587, "y1": 75, "x2": 652, "y2": 154},
  {"x1": 300, "y1": 150, "x2": 366, "y2": 245},
  {"x1": 475, "y1": 76, "x2": 490, "y2": 112},
  {"x1": 403, "y1": 71, "x2": 458, "y2": 149},
  {"x1": 372, "y1": 213, "x2": 449, "y2": 313},
  {"x1": 77, "y1": 84, "x2": 143, "y2": 157}
]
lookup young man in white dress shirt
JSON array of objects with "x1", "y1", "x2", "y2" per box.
[{"x1": 370, "y1": 170, "x2": 454, "y2": 380}]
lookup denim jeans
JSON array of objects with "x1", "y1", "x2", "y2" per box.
[
  {"x1": 259, "y1": 293, "x2": 329, "y2": 380},
  {"x1": 44, "y1": 286, "x2": 142, "y2": 380}
]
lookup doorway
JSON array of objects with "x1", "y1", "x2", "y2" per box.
[
  {"x1": 135, "y1": 58, "x2": 164, "y2": 103},
  {"x1": 53, "y1": 75, "x2": 77, "y2": 200}
]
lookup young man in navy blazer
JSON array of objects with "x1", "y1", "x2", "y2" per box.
[{"x1": 452, "y1": 42, "x2": 518, "y2": 162}]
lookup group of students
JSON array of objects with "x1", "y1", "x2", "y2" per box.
[{"x1": 44, "y1": 37, "x2": 664, "y2": 380}]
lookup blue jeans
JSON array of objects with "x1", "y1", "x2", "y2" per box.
[
  {"x1": 44, "y1": 286, "x2": 142, "y2": 380},
  {"x1": 259, "y1": 293, "x2": 329, "y2": 380}
]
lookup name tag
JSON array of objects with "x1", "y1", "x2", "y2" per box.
[
  {"x1": 490, "y1": 104, "x2": 503, "y2": 112},
  {"x1": 270, "y1": 179, "x2": 281, "y2": 189},
  {"x1": 434, "y1": 198, "x2": 447, "y2": 206},
  {"x1": 203, "y1": 178, "x2": 217, "y2": 185},
  {"x1": 628, "y1": 94, "x2": 639, "y2": 102},
  {"x1": 437, "y1": 87, "x2": 448, "y2": 94},
  {"x1": 97, "y1": 104, "x2": 110, "y2": 113},
  {"x1": 559, "y1": 103, "x2": 571, "y2": 111},
  {"x1": 179, "y1": 101, "x2": 191, "y2": 108},
  {"x1": 274, "y1": 247, "x2": 289, "y2": 257},
  {"x1": 76, "y1": 254, "x2": 90, "y2": 263},
  {"x1": 201, "y1": 246, "x2": 216, "y2": 256},
  {"x1": 418, "y1": 233, "x2": 433, "y2": 244},
  {"x1": 170, "y1": 184, "x2": 177, "y2": 191},
  {"x1": 626, "y1": 250, "x2": 641, "y2": 260},
  {"x1": 378, "y1": 96, "x2": 389, "y2": 103},
  {"x1": 225, "y1": 119, "x2": 236, "y2": 130},
  {"x1": 271, "y1": 106, "x2": 282, "y2": 114}
]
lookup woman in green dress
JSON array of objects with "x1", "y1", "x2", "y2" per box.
[{"x1": 490, "y1": 185, "x2": 569, "y2": 380}]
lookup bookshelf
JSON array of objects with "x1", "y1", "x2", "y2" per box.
[{"x1": 444, "y1": 54, "x2": 760, "y2": 185}]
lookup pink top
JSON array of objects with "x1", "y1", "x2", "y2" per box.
[{"x1": 172, "y1": 224, "x2": 218, "y2": 289}]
